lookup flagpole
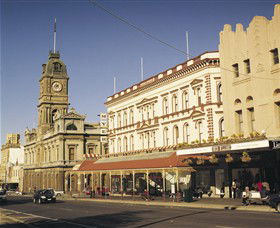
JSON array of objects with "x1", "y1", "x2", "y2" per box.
[
  {"x1": 140, "y1": 57, "x2": 143, "y2": 81},
  {"x1": 54, "y1": 18, "x2": 57, "y2": 53}
]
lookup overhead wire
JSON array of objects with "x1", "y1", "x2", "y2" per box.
[{"x1": 89, "y1": 0, "x2": 280, "y2": 81}]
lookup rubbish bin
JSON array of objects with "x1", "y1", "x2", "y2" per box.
[{"x1": 183, "y1": 189, "x2": 193, "y2": 202}]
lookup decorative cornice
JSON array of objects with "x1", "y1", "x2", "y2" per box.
[{"x1": 105, "y1": 51, "x2": 219, "y2": 106}]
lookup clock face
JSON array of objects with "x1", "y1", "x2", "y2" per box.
[{"x1": 52, "y1": 82, "x2": 62, "y2": 92}]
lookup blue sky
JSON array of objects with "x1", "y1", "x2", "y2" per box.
[{"x1": 0, "y1": 0, "x2": 278, "y2": 145}]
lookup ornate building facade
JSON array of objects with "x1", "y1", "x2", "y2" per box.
[
  {"x1": 23, "y1": 51, "x2": 107, "y2": 193},
  {"x1": 106, "y1": 51, "x2": 223, "y2": 153}
]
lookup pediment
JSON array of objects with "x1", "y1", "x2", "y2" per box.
[
  {"x1": 136, "y1": 96, "x2": 158, "y2": 106},
  {"x1": 61, "y1": 108, "x2": 86, "y2": 120},
  {"x1": 190, "y1": 79, "x2": 203, "y2": 86},
  {"x1": 138, "y1": 122, "x2": 149, "y2": 130},
  {"x1": 190, "y1": 109, "x2": 204, "y2": 118}
]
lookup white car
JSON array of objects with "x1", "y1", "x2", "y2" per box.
[{"x1": 48, "y1": 188, "x2": 64, "y2": 197}]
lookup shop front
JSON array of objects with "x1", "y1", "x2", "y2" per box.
[
  {"x1": 66, "y1": 151, "x2": 198, "y2": 199},
  {"x1": 177, "y1": 139, "x2": 280, "y2": 198}
]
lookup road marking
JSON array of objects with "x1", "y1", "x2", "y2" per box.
[
  {"x1": 0, "y1": 208, "x2": 58, "y2": 221},
  {"x1": 216, "y1": 226, "x2": 238, "y2": 228},
  {"x1": 0, "y1": 208, "x2": 97, "y2": 228}
]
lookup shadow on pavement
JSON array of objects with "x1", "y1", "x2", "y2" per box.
[{"x1": 0, "y1": 209, "x2": 156, "y2": 228}]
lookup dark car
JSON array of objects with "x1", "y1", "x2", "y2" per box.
[
  {"x1": 0, "y1": 189, "x2": 7, "y2": 202},
  {"x1": 268, "y1": 193, "x2": 280, "y2": 212},
  {"x1": 33, "y1": 189, "x2": 56, "y2": 204}
]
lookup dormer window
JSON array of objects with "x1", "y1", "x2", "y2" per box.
[{"x1": 53, "y1": 62, "x2": 62, "y2": 72}]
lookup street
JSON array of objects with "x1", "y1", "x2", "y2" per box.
[{"x1": 0, "y1": 196, "x2": 280, "y2": 228}]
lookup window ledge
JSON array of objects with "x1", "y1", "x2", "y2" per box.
[
  {"x1": 271, "y1": 64, "x2": 280, "y2": 74},
  {"x1": 233, "y1": 76, "x2": 251, "y2": 86}
]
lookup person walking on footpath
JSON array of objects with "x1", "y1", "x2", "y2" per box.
[{"x1": 232, "y1": 179, "x2": 237, "y2": 199}]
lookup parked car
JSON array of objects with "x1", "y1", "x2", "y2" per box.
[
  {"x1": 268, "y1": 193, "x2": 280, "y2": 212},
  {"x1": 0, "y1": 189, "x2": 7, "y2": 202},
  {"x1": 47, "y1": 188, "x2": 64, "y2": 197},
  {"x1": 33, "y1": 189, "x2": 56, "y2": 204}
]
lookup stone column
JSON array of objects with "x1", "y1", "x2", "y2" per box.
[
  {"x1": 162, "y1": 169, "x2": 166, "y2": 198},
  {"x1": 146, "y1": 170, "x2": 149, "y2": 194}
]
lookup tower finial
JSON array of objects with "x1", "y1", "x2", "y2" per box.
[{"x1": 54, "y1": 18, "x2": 57, "y2": 53}]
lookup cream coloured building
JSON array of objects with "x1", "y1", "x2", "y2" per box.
[
  {"x1": 106, "y1": 51, "x2": 223, "y2": 153},
  {"x1": 0, "y1": 134, "x2": 24, "y2": 190},
  {"x1": 216, "y1": 4, "x2": 280, "y2": 195},
  {"x1": 219, "y1": 4, "x2": 280, "y2": 138},
  {"x1": 23, "y1": 51, "x2": 108, "y2": 193}
]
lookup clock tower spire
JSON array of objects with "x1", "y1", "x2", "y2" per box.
[{"x1": 38, "y1": 19, "x2": 69, "y2": 134}]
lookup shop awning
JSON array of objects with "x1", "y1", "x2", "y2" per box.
[{"x1": 77, "y1": 152, "x2": 205, "y2": 172}]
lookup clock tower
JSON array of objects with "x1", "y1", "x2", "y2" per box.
[{"x1": 38, "y1": 51, "x2": 69, "y2": 134}]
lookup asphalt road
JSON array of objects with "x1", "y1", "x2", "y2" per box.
[{"x1": 0, "y1": 195, "x2": 280, "y2": 228}]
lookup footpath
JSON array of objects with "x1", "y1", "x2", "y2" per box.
[{"x1": 60, "y1": 194, "x2": 277, "y2": 213}]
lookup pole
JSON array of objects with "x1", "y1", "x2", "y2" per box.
[
  {"x1": 186, "y1": 31, "x2": 189, "y2": 60},
  {"x1": 113, "y1": 77, "x2": 116, "y2": 94},
  {"x1": 54, "y1": 18, "x2": 57, "y2": 53},
  {"x1": 141, "y1": 57, "x2": 144, "y2": 81},
  {"x1": 132, "y1": 171, "x2": 135, "y2": 199}
]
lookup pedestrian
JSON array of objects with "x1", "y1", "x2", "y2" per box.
[
  {"x1": 257, "y1": 180, "x2": 263, "y2": 192},
  {"x1": 220, "y1": 182, "x2": 225, "y2": 198},
  {"x1": 242, "y1": 186, "x2": 251, "y2": 206},
  {"x1": 232, "y1": 179, "x2": 237, "y2": 199},
  {"x1": 262, "y1": 181, "x2": 270, "y2": 193}
]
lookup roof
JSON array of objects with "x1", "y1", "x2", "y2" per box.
[
  {"x1": 105, "y1": 51, "x2": 219, "y2": 106},
  {"x1": 78, "y1": 152, "x2": 207, "y2": 172}
]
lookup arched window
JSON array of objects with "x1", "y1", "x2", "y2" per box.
[
  {"x1": 162, "y1": 97, "x2": 168, "y2": 115},
  {"x1": 123, "y1": 111, "x2": 127, "y2": 126},
  {"x1": 130, "y1": 135, "x2": 134, "y2": 151},
  {"x1": 217, "y1": 83, "x2": 222, "y2": 102},
  {"x1": 197, "y1": 87, "x2": 201, "y2": 106},
  {"x1": 53, "y1": 62, "x2": 62, "y2": 72},
  {"x1": 130, "y1": 109, "x2": 134, "y2": 125},
  {"x1": 140, "y1": 133, "x2": 144, "y2": 149},
  {"x1": 117, "y1": 138, "x2": 121, "y2": 152},
  {"x1": 153, "y1": 131, "x2": 156, "y2": 147},
  {"x1": 147, "y1": 132, "x2": 150, "y2": 148},
  {"x1": 219, "y1": 118, "x2": 225, "y2": 137},
  {"x1": 172, "y1": 94, "x2": 178, "y2": 112},
  {"x1": 182, "y1": 91, "x2": 189, "y2": 110},
  {"x1": 123, "y1": 137, "x2": 128, "y2": 152},
  {"x1": 173, "y1": 125, "x2": 179, "y2": 145},
  {"x1": 66, "y1": 123, "x2": 77, "y2": 130},
  {"x1": 51, "y1": 109, "x2": 57, "y2": 124},
  {"x1": 163, "y1": 127, "x2": 169, "y2": 146},
  {"x1": 117, "y1": 113, "x2": 121, "y2": 128},
  {"x1": 197, "y1": 121, "x2": 203, "y2": 142},
  {"x1": 183, "y1": 123, "x2": 190, "y2": 143}
]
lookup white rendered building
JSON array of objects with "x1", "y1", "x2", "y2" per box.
[{"x1": 106, "y1": 51, "x2": 223, "y2": 154}]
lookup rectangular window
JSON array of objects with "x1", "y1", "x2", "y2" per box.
[
  {"x1": 248, "y1": 108, "x2": 255, "y2": 132},
  {"x1": 232, "y1": 63, "x2": 239, "y2": 77},
  {"x1": 271, "y1": 48, "x2": 279, "y2": 65},
  {"x1": 244, "y1": 59, "x2": 251, "y2": 74},
  {"x1": 69, "y1": 147, "x2": 75, "y2": 161},
  {"x1": 236, "y1": 110, "x2": 243, "y2": 134}
]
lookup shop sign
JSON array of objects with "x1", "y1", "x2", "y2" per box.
[
  {"x1": 176, "y1": 146, "x2": 212, "y2": 155},
  {"x1": 231, "y1": 140, "x2": 269, "y2": 151},
  {"x1": 212, "y1": 144, "x2": 231, "y2": 152}
]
